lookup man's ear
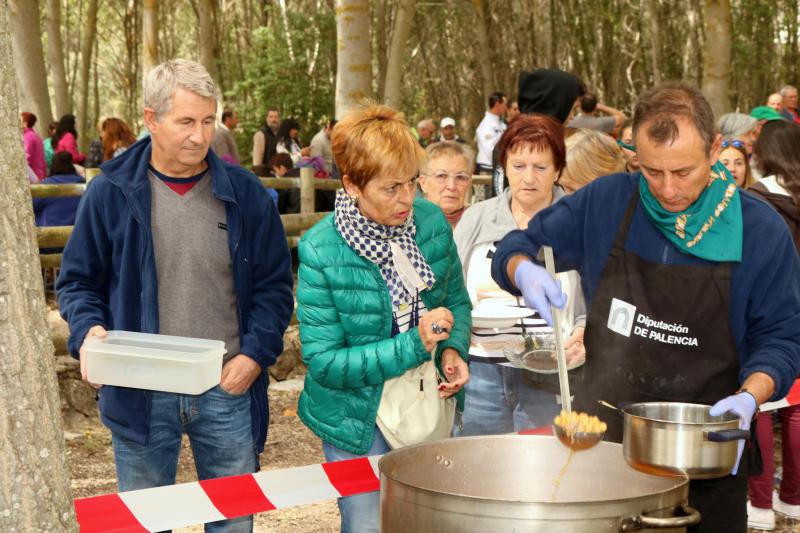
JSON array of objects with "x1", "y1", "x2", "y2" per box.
[{"x1": 143, "y1": 108, "x2": 158, "y2": 134}]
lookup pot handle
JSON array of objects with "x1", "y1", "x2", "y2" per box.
[
  {"x1": 621, "y1": 504, "x2": 701, "y2": 530},
  {"x1": 705, "y1": 429, "x2": 750, "y2": 442}
]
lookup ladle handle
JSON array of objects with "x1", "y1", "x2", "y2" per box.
[{"x1": 543, "y1": 246, "x2": 571, "y2": 413}]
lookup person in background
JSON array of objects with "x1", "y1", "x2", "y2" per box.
[
  {"x1": 57, "y1": 59, "x2": 294, "y2": 533},
  {"x1": 85, "y1": 118, "x2": 106, "y2": 168},
  {"x1": 491, "y1": 82, "x2": 800, "y2": 532},
  {"x1": 744, "y1": 118, "x2": 800, "y2": 531},
  {"x1": 212, "y1": 109, "x2": 240, "y2": 164},
  {"x1": 559, "y1": 128, "x2": 625, "y2": 193},
  {"x1": 43, "y1": 121, "x2": 58, "y2": 169},
  {"x1": 492, "y1": 69, "x2": 585, "y2": 196},
  {"x1": 476, "y1": 91, "x2": 508, "y2": 174},
  {"x1": 453, "y1": 114, "x2": 586, "y2": 437},
  {"x1": 416, "y1": 118, "x2": 437, "y2": 148},
  {"x1": 719, "y1": 139, "x2": 754, "y2": 189},
  {"x1": 618, "y1": 118, "x2": 640, "y2": 173},
  {"x1": 418, "y1": 141, "x2": 474, "y2": 227},
  {"x1": 780, "y1": 85, "x2": 800, "y2": 124},
  {"x1": 567, "y1": 93, "x2": 626, "y2": 135},
  {"x1": 267, "y1": 152, "x2": 300, "y2": 214},
  {"x1": 309, "y1": 119, "x2": 336, "y2": 173},
  {"x1": 767, "y1": 93, "x2": 783, "y2": 113},
  {"x1": 506, "y1": 100, "x2": 521, "y2": 124},
  {"x1": 275, "y1": 118, "x2": 308, "y2": 165},
  {"x1": 52, "y1": 114, "x2": 86, "y2": 165},
  {"x1": 252, "y1": 106, "x2": 281, "y2": 168},
  {"x1": 101, "y1": 117, "x2": 137, "y2": 162},
  {"x1": 33, "y1": 151, "x2": 85, "y2": 227},
  {"x1": 718, "y1": 112, "x2": 760, "y2": 156},
  {"x1": 21, "y1": 112, "x2": 46, "y2": 180},
  {"x1": 437, "y1": 117, "x2": 466, "y2": 144},
  {"x1": 296, "y1": 104, "x2": 470, "y2": 533}
]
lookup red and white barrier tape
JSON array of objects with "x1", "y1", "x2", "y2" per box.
[
  {"x1": 74, "y1": 427, "x2": 554, "y2": 532},
  {"x1": 759, "y1": 378, "x2": 800, "y2": 412},
  {"x1": 75, "y1": 378, "x2": 800, "y2": 533}
]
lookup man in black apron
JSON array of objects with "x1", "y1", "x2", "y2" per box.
[{"x1": 491, "y1": 82, "x2": 800, "y2": 532}]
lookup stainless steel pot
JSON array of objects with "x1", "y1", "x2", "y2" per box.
[
  {"x1": 379, "y1": 435, "x2": 699, "y2": 532},
  {"x1": 622, "y1": 402, "x2": 749, "y2": 479}
]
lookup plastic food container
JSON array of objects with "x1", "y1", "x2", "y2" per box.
[{"x1": 84, "y1": 331, "x2": 225, "y2": 394}]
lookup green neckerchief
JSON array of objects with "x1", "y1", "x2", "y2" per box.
[{"x1": 638, "y1": 161, "x2": 742, "y2": 262}]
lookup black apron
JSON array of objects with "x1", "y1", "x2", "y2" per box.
[{"x1": 572, "y1": 192, "x2": 747, "y2": 533}]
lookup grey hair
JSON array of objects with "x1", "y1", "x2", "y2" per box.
[
  {"x1": 717, "y1": 112, "x2": 758, "y2": 138},
  {"x1": 421, "y1": 141, "x2": 475, "y2": 174},
  {"x1": 780, "y1": 85, "x2": 797, "y2": 97},
  {"x1": 144, "y1": 59, "x2": 220, "y2": 119},
  {"x1": 417, "y1": 118, "x2": 435, "y2": 130}
]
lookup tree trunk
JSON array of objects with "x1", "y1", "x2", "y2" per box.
[
  {"x1": 76, "y1": 0, "x2": 99, "y2": 152},
  {"x1": 9, "y1": 0, "x2": 54, "y2": 135},
  {"x1": 472, "y1": 0, "x2": 494, "y2": 98},
  {"x1": 335, "y1": 0, "x2": 372, "y2": 119},
  {"x1": 45, "y1": 0, "x2": 71, "y2": 118},
  {"x1": 197, "y1": 0, "x2": 219, "y2": 83},
  {"x1": 0, "y1": 2, "x2": 77, "y2": 530},
  {"x1": 373, "y1": 0, "x2": 387, "y2": 99},
  {"x1": 702, "y1": 0, "x2": 732, "y2": 117},
  {"x1": 383, "y1": 0, "x2": 416, "y2": 108},
  {"x1": 645, "y1": 0, "x2": 662, "y2": 85},
  {"x1": 142, "y1": 0, "x2": 159, "y2": 75}
]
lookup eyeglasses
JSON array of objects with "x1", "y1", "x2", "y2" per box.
[
  {"x1": 721, "y1": 139, "x2": 745, "y2": 149},
  {"x1": 429, "y1": 171, "x2": 471, "y2": 186}
]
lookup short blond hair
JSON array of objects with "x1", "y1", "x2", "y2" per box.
[
  {"x1": 422, "y1": 141, "x2": 475, "y2": 174},
  {"x1": 560, "y1": 129, "x2": 625, "y2": 191},
  {"x1": 332, "y1": 104, "x2": 426, "y2": 188}
]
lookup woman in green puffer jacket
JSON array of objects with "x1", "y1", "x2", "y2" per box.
[{"x1": 296, "y1": 105, "x2": 472, "y2": 533}]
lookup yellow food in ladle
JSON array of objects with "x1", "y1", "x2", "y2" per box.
[{"x1": 553, "y1": 410, "x2": 607, "y2": 438}]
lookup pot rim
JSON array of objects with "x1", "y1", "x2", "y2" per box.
[{"x1": 622, "y1": 401, "x2": 738, "y2": 425}]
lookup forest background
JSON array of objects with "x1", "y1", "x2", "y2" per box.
[{"x1": 10, "y1": 0, "x2": 800, "y2": 160}]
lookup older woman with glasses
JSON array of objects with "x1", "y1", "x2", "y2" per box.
[
  {"x1": 453, "y1": 114, "x2": 586, "y2": 436},
  {"x1": 296, "y1": 104, "x2": 471, "y2": 533},
  {"x1": 418, "y1": 141, "x2": 475, "y2": 227}
]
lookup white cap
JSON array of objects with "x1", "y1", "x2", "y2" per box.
[{"x1": 440, "y1": 117, "x2": 456, "y2": 128}]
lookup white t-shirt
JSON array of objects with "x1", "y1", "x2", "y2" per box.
[{"x1": 475, "y1": 112, "x2": 506, "y2": 167}]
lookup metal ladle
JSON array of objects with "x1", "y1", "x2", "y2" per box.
[{"x1": 543, "y1": 246, "x2": 605, "y2": 450}]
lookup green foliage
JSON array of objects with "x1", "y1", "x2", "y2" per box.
[{"x1": 232, "y1": 8, "x2": 336, "y2": 157}]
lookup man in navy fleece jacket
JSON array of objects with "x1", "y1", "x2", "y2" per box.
[
  {"x1": 492, "y1": 83, "x2": 800, "y2": 533},
  {"x1": 57, "y1": 60, "x2": 293, "y2": 532}
]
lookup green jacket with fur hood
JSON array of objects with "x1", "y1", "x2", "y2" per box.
[{"x1": 296, "y1": 198, "x2": 472, "y2": 454}]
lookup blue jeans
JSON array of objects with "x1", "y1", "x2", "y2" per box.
[
  {"x1": 322, "y1": 427, "x2": 391, "y2": 533},
  {"x1": 111, "y1": 385, "x2": 257, "y2": 532},
  {"x1": 453, "y1": 361, "x2": 561, "y2": 436}
]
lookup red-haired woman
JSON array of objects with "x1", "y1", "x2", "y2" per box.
[
  {"x1": 101, "y1": 117, "x2": 137, "y2": 161},
  {"x1": 453, "y1": 113, "x2": 586, "y2": 435}
]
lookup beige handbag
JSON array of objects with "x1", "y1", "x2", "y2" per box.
[
  {"x1": 376, "y1": 351, "x2": 456, "y2": 449},
  {"x1": 376, "y1": 241, "x2": 456, "y2": 449}
]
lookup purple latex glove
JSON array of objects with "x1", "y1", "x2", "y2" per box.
[
  {"x1": 513, "y1": 260, "x2": 567, "y2": 327},
  {"x1": 709, "y1": 392, "x2": 757, "y2": 475}
]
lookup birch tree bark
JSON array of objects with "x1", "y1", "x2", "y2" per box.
[
  {"x1": 383, "y1": 0, "x2": 416, "y2": 109},
  {"x1": 76, "y1": 0, "x2": 99, "y2": 151},
  {"x1": 9, "y1": 0, "x2": 54, "y2": 135},
  {"x1": 45, "y1": 0, "x2": 71, "y2": 118},
  {"x1": 702, "y1": 0, "x2": 732, "y2": 117},
  {"x1": 143, "y1": 0, "x2": 160, "y2": 75},
  {"x1": 0, "y1": 2, "x2": 77, "y2": 530},
  {"x1": 335, "y1": 0, "x2": 371, "y2": 119}
]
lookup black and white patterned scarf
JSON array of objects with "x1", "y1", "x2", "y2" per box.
[{"x1": 334, "y1": 189, "x2": 436, "y2": 307}]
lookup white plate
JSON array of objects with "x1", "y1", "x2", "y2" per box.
[{"x1": 471, "y1": 304, "x2": 534, "y2": 329}]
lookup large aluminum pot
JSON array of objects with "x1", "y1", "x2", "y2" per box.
[
  {"x1": 379, "y1": 435, "x2": 699, "y2": 532},
  {"x1": 622, "y1": 402, "x2": 749, "y2": 479}
]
